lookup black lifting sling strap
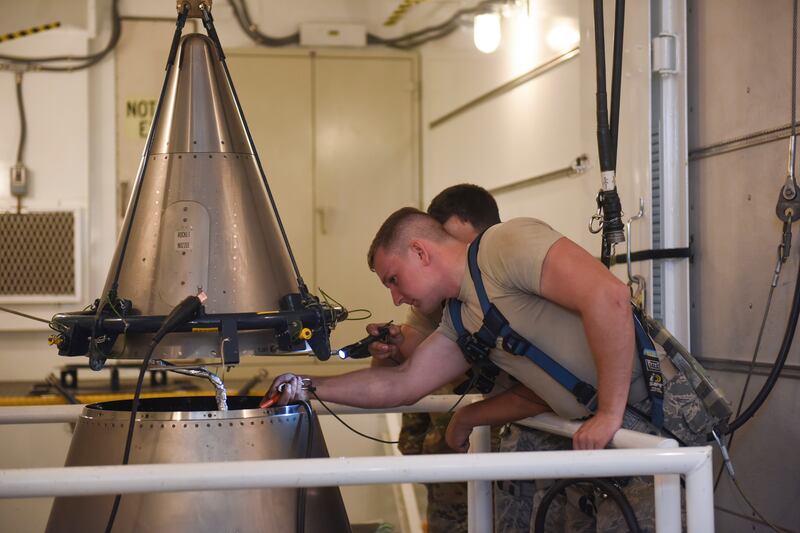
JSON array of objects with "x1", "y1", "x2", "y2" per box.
[{"x1": 448, "y1": 233, "x2": 665, "y2": 428}]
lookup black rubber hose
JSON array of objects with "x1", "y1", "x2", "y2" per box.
[
  {"x1": 593, "y1": 0, "x2": 613, "y2": 173},
  {"x1": 104, "y1": 294, "x2": 204, "y2": 533},
  {"x1": 609, "y1": 0, "x2": 625, "y2": 164},
  {"x1": 727, "y1": 242, "x2": 800, "y2": 433},
  {"x1": 533, "y1": 478, "x2": 642, "y2": 533},
  {"x1": 14, "y1": 73, "x2": 26, "y2": 164}
]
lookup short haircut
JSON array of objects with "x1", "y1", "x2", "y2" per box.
[
  {"x1": 427, "y1": 183, "x2": 500, "y2": 232},
  {"x1": 367, "y1": 207, "x2": 448, "y2": 270}
]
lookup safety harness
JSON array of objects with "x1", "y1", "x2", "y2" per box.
[{"x1": 448, "y1": 233, "x2": 665, "y2": 428}]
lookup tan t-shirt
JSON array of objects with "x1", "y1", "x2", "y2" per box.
[
  {"x1": 403, "y1": 305, "x2": 442, "y2": 337},
  {"x1": 437, "y1": 217, "x2": 647, "y2": 420}
]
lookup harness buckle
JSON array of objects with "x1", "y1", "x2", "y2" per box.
[
  {"x1": 456, "y1": 333, "x2": 493, "y2": 364},
  {"x1": 572, "y1": 381, "x2": 598, "y2": 410},
  {"x1": 502, "y1": 331, "x2": 530, "y2": 355}
]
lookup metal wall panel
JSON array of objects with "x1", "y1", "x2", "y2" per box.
[{"x1": 688, "y1": 0, "x2": 800, "y2": 530}]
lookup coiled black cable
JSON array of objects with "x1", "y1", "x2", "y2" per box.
[{"x1": 533, "y1": 478, "x2": 642, "y2": 533}]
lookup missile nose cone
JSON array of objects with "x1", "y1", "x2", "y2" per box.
[
  {"x1": 101, "y1": 32, "x2": 300, "y2": 359},
  {"x1": 152, "y1": 34, "x2": 250, "y2": 155}
]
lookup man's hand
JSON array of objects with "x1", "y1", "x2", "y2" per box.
[
  {"x1": 445, "y1": 409, "x2": 473, "y2": 453},
  {"x1": 572, "y1": 411, "x2": 622, "y2": 450},
  {"x1": 367, "y1": 323, "x2": 404, "y2": 362},
  {"x1": 261, "y1": 373, "x2": 308, "y2": 407}
]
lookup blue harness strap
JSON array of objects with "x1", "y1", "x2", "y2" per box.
[{"x1": 449, "y1": 232, "x2": 665, "y2": 428}]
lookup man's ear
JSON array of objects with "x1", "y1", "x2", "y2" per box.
[{"x1": 409, "y1": 240, "x2": 431, "y2": 266}]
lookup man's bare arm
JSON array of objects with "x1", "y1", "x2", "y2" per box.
[
  {"x1": 370, "y1": 324, "x2": 428, "y2": 368},
  {"x1": 539, "y1": 237, "x2": 634, "y2": 450},
  {"x1": 267, "y1": 332, "x2": 471, "y2": 408},
  {"x1": 446, "y1": 384, "x2": 551, "y2": 451}
]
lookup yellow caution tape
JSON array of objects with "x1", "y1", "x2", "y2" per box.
[
  {"x1": 383, "y1": 0, "x2": 428, "y2": 27},
  {"x1": 0, "y1": 22, "x2": 61, "y2": 44},
  {"x1": 191, "y1": 327, "x2": 219, "y2": 332}
]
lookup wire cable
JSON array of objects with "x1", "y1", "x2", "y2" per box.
[
  {"x1": 227, "y1": 0, "x2": 507, "y2": 50},
  {"x1": 713, "y1": 262, "x2": 779, "y2": 490},
  {"x1": 0, "y1": 0, "x2": 121, "y2": 71},
  {"x1": 0, "y1": 305, "x2": 51, "y2": 324},
  {"x1": 310, "y1": 390, "x2": 400, "y2": 445},
  {"x1": 103, "y1": 293, "x2": 204, "y2": 533},
  {"x1": 14, "y1": 72, "x2": 25, "y2": 163},
  {"x1": 103, "y1": 338, "x2": 158, "y2": 533},
  {"x1": 726, "y1": 0, "x2": 800, "y2": 434},
  {"x1": 730, "y1": 476, "x2": 784, "y2": 533}
]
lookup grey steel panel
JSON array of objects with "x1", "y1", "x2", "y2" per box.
[
  {"x1": 705, "y1": 371, "x2": 800, "y2": 532},
  {"x1": 46, "y1": 397, "x2": 351, "y2": 533},
  {"x1": 687, "y1": 0, "x2": 799, "y2": 149},
  {"x1": 688, "y1": 3, "x2": 800, "y2": 529},
  {"x1": 688, "y1": 140, "x2": 800, "y2": 366}
]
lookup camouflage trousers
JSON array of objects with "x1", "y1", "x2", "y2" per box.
[
  {"x1": 495, "y1": 372, "x2": 713, "y2": 533},
  {"x1": 398, "y1": 409, "x2": 501, "y2": 533}
]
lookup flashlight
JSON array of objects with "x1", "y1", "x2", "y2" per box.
[{"x1": 336, "y1": 322, "x2": 393, "y2": 359}]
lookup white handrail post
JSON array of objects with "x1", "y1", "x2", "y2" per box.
[
  {"x1": 654, "y1": 473, "x2": 682, "y2": 533},
  {"x1": 684, "y1": 446, "x2": 714, "y2": 533},
  {"x1": 468, "y1": 425, "x2": 492, "y2": 533}
]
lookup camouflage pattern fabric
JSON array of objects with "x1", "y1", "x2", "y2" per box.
[
  {"x1": 397, "y1": 384, "x2": 468, "y2": 533},
  {"x1": 495, "y1": 371, "x2": 713, "y2": 533},
  {"x1": 398, "y1": 384, "x2": 502, "y2": 533}
]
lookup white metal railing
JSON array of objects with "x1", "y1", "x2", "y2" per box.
[{"x1": 0, "y1": 396, "x2": 713, "y2": 533}]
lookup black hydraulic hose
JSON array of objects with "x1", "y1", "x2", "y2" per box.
[
  {"x1": 14, "y1": 73, "x2": 25, "y2": 164},
  {"x1": 728, "y1": 0, "x2": 800, "y2": 435},
  {"x1": 533, "y1": 478, "x2": 642, "y2": 533},
  {"x1": 727, "y1": 241, "x2": 800, "y2": 433},
  {"x1": 104, "y1": 294, "x2": 204, "y2": 533},
  {"x1": 593, "y1": 0, "x2": 613, "y2": 173},
  {"x1": 609, "y1": 0, "x2": 625, "y2": 162},
  {"x1": 592, "y1": 0, "x2": 626, "y2": 266}
]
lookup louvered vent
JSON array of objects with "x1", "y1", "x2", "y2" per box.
[{"x1": 0, "y1": 211, "x2": 77, "y2": 299}]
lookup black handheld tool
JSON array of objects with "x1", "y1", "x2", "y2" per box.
[{"x1": 336, "y1": 322, "x2": 393, "y2": 359}]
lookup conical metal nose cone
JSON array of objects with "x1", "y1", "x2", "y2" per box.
[
  {"x1": 102, "y1": 33, "x2": 300, "y2": 360},
  {"x1": 151, "y1": 34, "x2": 251, "y2": 155},
  {"x1": 46, "y1": 398, "x2": 352, "y2": 533}
]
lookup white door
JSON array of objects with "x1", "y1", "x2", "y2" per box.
[
  {"x1": 226, "y1": 51, "x2": 315, "y2": 288},
  {"x1": 313, "y1": 52, "x2": 420, "y2": 348}
]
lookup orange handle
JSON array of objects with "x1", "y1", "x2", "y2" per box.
[{"x1": 259, "y1": 391, "x2": 281, "y2": 409}]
